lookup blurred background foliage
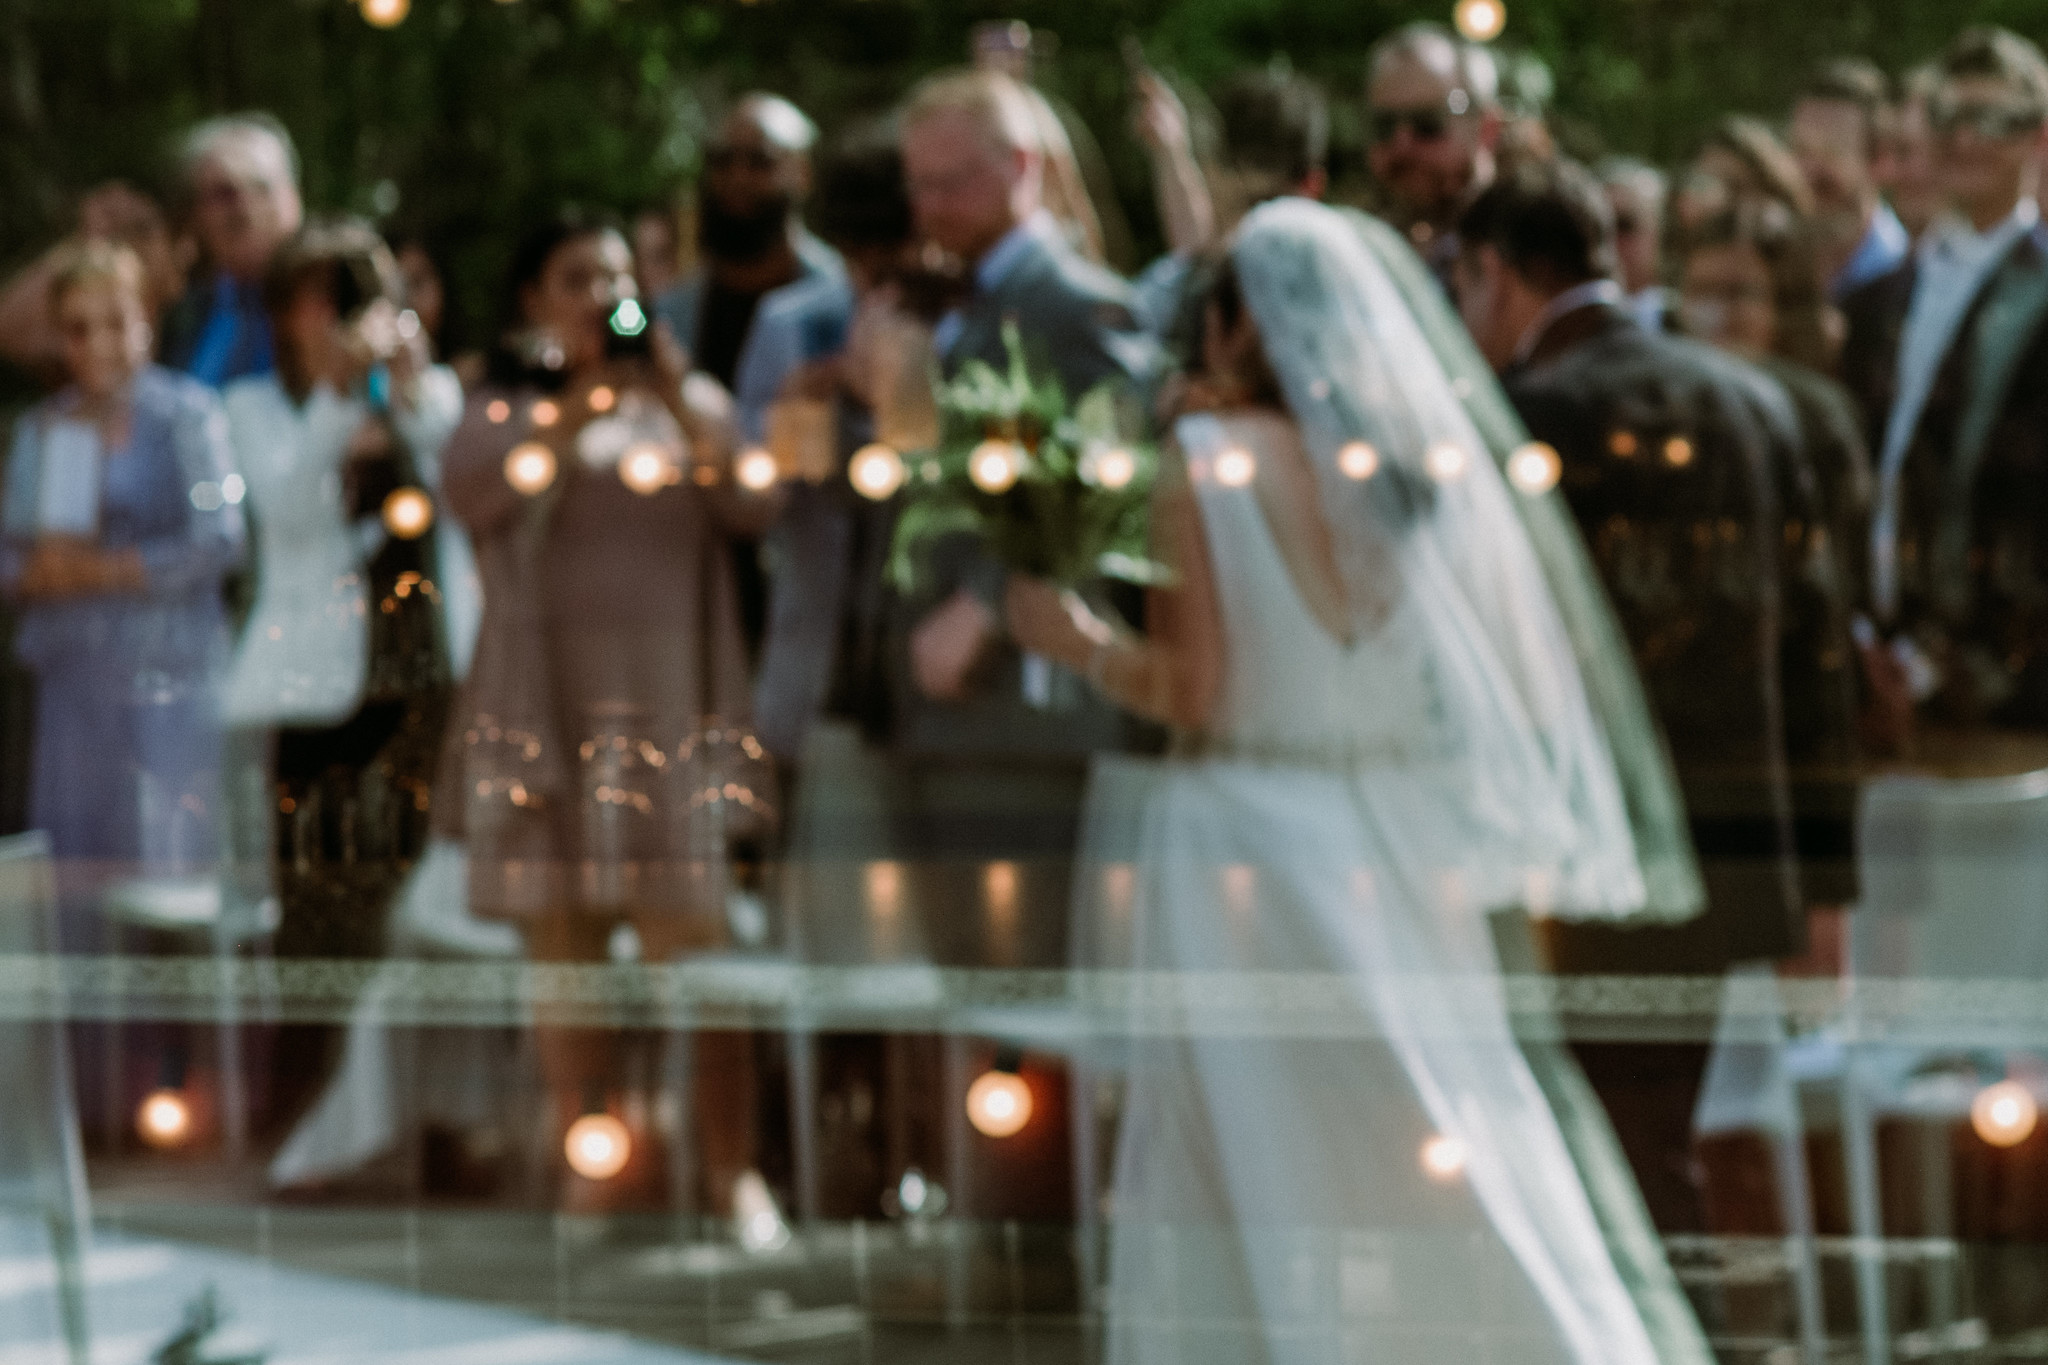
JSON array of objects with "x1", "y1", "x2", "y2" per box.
[{"x1": 5, "y1": 0, "x2": 2047, "y2": 353}]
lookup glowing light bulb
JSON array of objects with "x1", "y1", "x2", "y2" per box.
[
  {"x1": 486, "y1": 399, "x2": 511, "y2": 424},
  {"x1": 1424, "y1": 442, "x2": 1471, "y2": 483},
  {"x1": 1662, "y1": 435, "x2": 1695, "y2": 468},
  {"x1": 1420, "y1": 1134, "x2": 1468, "y2": 1180},
  {"x1": 1084, "y1": 445, "x2": 1137, "y2": 490},
  {"x1": 735, "y1": 447, "x2": 779, "y2": 492},
  {"x1": 1973, "y1": 1081, "x2": 2038, "y2": 1148},
  {"x1": 530, "y1": 399, "x2": 561, "y2": 429},
  {"x1": 1506, "y1": 441, "x2": 1562, "y2": 495},
  {"x1": 966, "y1": 1068, "x2": 1034, "y2": 1138},
  {"x1": 588, "y1": 385, "x2": 617, "y2": 414},
  {"x1": 361, "y1": 0, "x2": 410, "y2": 27},
  {"x1": 1454, "y1": 0, "x2": 1506, "y2": 43},
  {"x1": 968, "y1": 439, "x2": 1023, "y2": 494},
  {"x1": 504, "y1": 442, "x2": 558, "y2": 495},
  {"x1": 564, "y1": 1113, "x2": 632, "y2": 1180},
  {"x1": 137, "y1": 1089, "x2": 192, "y2": 1149},
  {"x1": 619, "y1": 442, "x2": 677, "y2": 495},
  {"x1": 849, "y1": 444, "x2": 906, "y2": 500},
  {"x1": 381, "y1": 486, "x2": 434, "y2": 539},
  {"x1": 1214, "y1": 447, "x2": 1257, "y2": 488},
  {"x1": 1338, "y1": 441, "x2": 1381, "y2": 480}
]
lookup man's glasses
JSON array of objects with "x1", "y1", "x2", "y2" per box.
[
  {"x1": 705, "y1": 145, "x2": 778, "y2": 173},
  {"x1": 1930, "y1": 98, "x2": 2046, "y2": 141}
]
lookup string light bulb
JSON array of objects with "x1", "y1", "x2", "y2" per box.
[
  {"x1": 588, "y1": 385, "x2": 617, "y2": 414},
  {"x1": 1972, "y1": 1080, "x2": 2038, "y2": 1148},
  {"x1": 1420, "y1": 1133, "x2": 1468, "y2": 1181},
  {"x1": 966, "y1": 1059, "x2": 1034, "y2": 1139},
  {"x1": 1425, "y1": 442, "x2": 1471, "y2": 483},
  {"x1": 381, "y1": 487, "x2": 434, "y2": 539},
  {"x1": 1338, "y1": 441, "x2": 1381, "y2": 480},
  {"x1": 735, "y1": 447, "x2": 779, "y2": 492},
  {"x1": 361, "y1": 0, "x2": 411, "y2": 27},
  {"x1": 968, "y1": 439, "x2": 1024, "y2": 494},
  {"x1": 619, "y1": 442, "x2": 677, "y2": 495},
  {"x1": 1082, "y1": 445, "x2": 1137, "y2": 490},
  {"x1": 1506, "y1": 441, "x2": 1562, "y2": 496},
  {"x1": 530, "y1": 399, "x2": 561, "y2": 429},
  {"x1": 1213, "y1": 447, "x2": 1257, "y2": 488},
  {"x1": 137, "y1": 1089, "x2": 193, "y2": 1149},
  {"x1": 849, "y1": 444, "x2": 907, "y2": 500},
  {"x1": 504, "y1": 442, "x2": 557, "y2": 495},
  {"x1": 564, "y1": 1112, "x2": 632, "y2": 1180},
  {"x1": 1454, "y1": 0, "x2": 1506, "y2": 43}
]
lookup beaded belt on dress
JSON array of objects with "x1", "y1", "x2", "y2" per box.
[{"x1": 1169, "y1": 731, "x2": 1427, "y2": 770}]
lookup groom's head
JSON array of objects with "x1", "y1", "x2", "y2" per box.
[
  {"x1": 1453, "y1": 159, "x2": 1619, "y2": 371},
  {"x1": 900, "y1": 70, "x2": 1045, "y2": 267}
]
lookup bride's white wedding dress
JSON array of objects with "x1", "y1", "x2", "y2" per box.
[{"x1": 1099, "y1": 201, "x2": 1668, "y2": 1365}]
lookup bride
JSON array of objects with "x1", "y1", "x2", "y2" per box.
[{"x1": 1006, "y1": 199, "x2": 1684, "y2": 1362}]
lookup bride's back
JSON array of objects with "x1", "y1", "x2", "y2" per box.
[{"x1": 1175, "y1": 408, "x2": 1439, "y2": 762}]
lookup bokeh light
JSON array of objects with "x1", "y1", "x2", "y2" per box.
[
  {"x1": 564, "y1": 1113, "x2": 632, "y2": 1180},
  {"x1": 1338, "y1": 441, "x2": 1381, "y2": 480},
  {"x1": 1421, "y1": 1134, "x2": 1468, "y2": 1181},
  {"x1": 1507, "y1": 441, "x2": 1562, "y2": 495},
  {"x1": 966, "y1": 1068, "x2": 1034, "y2": 1139},
  {"x1": 969, "y1": 440, "x2": 1024, "y2": 494},
  {"x1": 1084, "y1": 445, "x2": 1137, "y2": 490},
  {"x1": 1454, "y1": 0, "x2": 1506, "y2": 43},
  {"x1": 137, "y1": 1089, "x2": 192, "y2": 1149},
  {"x1": 1973, "y1": 1081, "x2": 2039, "y2": 1149},
  {"x1": 504, "y1": 442, "x2": 558, "y2": 495},
  {"x1": 1425, "y1": 442, "x2": 1471, "y2": 483},
  {"x1": 361, "y1": 0, "x2": 410, "y2": 28},
  {"x1": 735, "y1": 447, "x2": 779, "y2": 492},
  {"x1": 850, "y1": 444, "x2": 906, "y2": 500},
  {"x1": 619, "y1": 442, "x2": 677, "y2": 495},
  {"x1": 381, "y1": 487, "x2": 434, "y2": 539},
  {"x1": 1214, "y1": 447, "x2": 1257, "y2": 488}
]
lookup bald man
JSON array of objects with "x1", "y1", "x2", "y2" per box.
[{"x1": 1365, "y1": 22, "x2": 1503, "y2": 287}]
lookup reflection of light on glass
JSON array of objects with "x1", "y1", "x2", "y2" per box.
[
  {"x1": 1973, "y1": 1081, "x2": 2039, "y2": 1148},
  {"x1": 850, "y1": 444, "x2": 907, "y2": 500},
  {"x1": 381, "y1": 487, "x2": 434, "y2": 539},
  {"x1": 504, "y1": 442, "x2": 557, "y2": 495},
  {"x1": 619, "y1": 443, "x2": 676, "y2": 495},
  {"x1": 138, "y1": 1089, "x2": 192, "y2": 1148},
  {"x1": 1506, "y1": 441, "x2": 1562, "y2": 495},
  {"x1": 1454, "y1": 0, "x2": 1506, "y2": 42},
  {"x1": 733, "y1": 1170, "x2": 791, "y2": 1253},
  {"x1": 735, "y1": 447, "x2": 778, "y2": 492},
  {"x1": 1214, "y1": 447, "x2": 1257, "y2": 488},
  {"x1": 1607, "y1": 430, "x2": 1637, "y2": 458},
  {"x1": 898, "y1": 1167, "x2": 930, "y2": 1215},
  {"x1": 1083, "y1": 445, "x2": 1137, "y2": 490},
  {"x1": 966, "y1": 1068, "x2": 1034, "y2": 1138},
  {"x1": 361, "y1": 0, "x2": 410, "y2": 26},
  {"x1": 969, "y1": 439, "x2": 1023, "y2": 494},
  {"x1": 221, "y1": 473, "x2": 246, "y2": 505},
  {"x1": 1663, "y1": 435, "x2": 1695, "y2": 468},
  {"x1": 1425, "y1": 442, "x2": 1470, "y2": 483},
  {"x1": 1421, "y1": 1134, "x2": 1468, "y2": 1180},
  {"x1": 588, "y1": 385, "x2": 617, "y2": 414},
  {"x1": 1338, "y1": 441, "x2": 1381, "y2": 480},
  {"x1": 486, "y1": 399, "x2": 511, "y2": 424},
  {"x1": 564, "y1": 1113, "x2": 632, "y2": 1180},
  {"x1": 531, "y1": 399, "x2": 561, "y2": 429}
]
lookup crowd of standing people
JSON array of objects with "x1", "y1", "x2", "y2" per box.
[{"x1": 9, "y1": 13, "x2": 2048, "y2": 1357}]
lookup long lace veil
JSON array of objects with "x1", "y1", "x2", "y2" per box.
[{"x1": 1229, "y1": 198, "x2": 1694, "y2": 922}]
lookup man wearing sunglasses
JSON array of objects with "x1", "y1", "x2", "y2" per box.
[
  {"x1": 1365, "y1": 21, "x2": 1503, "y2": 290},
  {"x1": 1840, "y1": 26, "x2": 2048, "y2": 761}
]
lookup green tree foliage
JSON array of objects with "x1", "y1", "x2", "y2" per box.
[{"x1": 3, "y1": 0, "x2": 2046, "y2": 351}]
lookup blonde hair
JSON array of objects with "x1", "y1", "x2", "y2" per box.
[{"x1": 47, "y1": 240, "x2": 146, "y2": 315}]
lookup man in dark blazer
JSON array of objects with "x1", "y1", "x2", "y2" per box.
[
  {"x1": 1455, "y1": 159, "x2": 1810, "y2": 1232},
  {"x1": 889, "y1": 69, "x2": 1162, "y2": 974},
  {"x1": 1840, "y1": 27, "x2": 2048, "y2": 759}
]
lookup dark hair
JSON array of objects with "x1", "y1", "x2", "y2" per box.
[
  {"x1": 1216, "y1": 69, "x2": 1329, "y2": 187},
  {"x1": 503, "y1": 204, "x2": 624, "y2": 327},
  {"x1": 1797, "y1": 58, "x2": 1892, "y2": 157},
  {"x1": 809, "y1": 134, "x2": 914, "y2": 252},
  {"x1": 263, "y1": 216, "x2": 403, "y2": 400},
  {"x1": 1193, "y1": 252, "x2": 1285, "y2": 409},
  {"x1": 1676, "y1": 203, "x2": 1832, "y2": 372},
  {"x1": 1457, "y1": 158, "x2": 1618, "y2": 290},
  {"x1": 1941, "y1": 25, "x2": 2048, "y2": 111},
  {"x1": 1700, "y1": 116, "x2": 1815, "y2": 219}
]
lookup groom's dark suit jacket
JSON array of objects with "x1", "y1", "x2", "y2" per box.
[{"x1": 1508, "y1": 302, "x2": 1809, "y2": 972}]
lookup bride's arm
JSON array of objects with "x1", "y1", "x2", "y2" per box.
[{"x1": 1004, "y1": 480, "x2": 1223, "y2": 732}]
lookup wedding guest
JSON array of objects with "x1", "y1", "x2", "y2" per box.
[
  {"x1": 218, "y1": 218, "x2": 462, "y2": 1132},
  {"x1": 1456, "y1": 159, "x2": 1807, "y2": 1232},
  {"x1": 2, "y1": 242, "x2": 243, "y2": 910},
  {"x1": 1365, "y1": 22, "x2": 1502, "y2": 286},
  {"x1": 1676, "y1": 204, "x2": 1866, "y2": 908},
  {"x1": 654, "y1": 95, "x2": 841, "y2": 664},
  {"x1": 1599, "y1": 158, "x2": 1674, "y2": 331},
  {"x1": 1884, "y1": 64, "x2": 1946, "y2": 242},
  {"x1": 1791, "y1": 59, "x2": 1912, "y2": 301},
  {"x1": 160, "y1": 115, "x2": 305, "y2": 388},
  {"x1": 435, "y1": 207, "x2": 778, "y2": 1215},
  {"x1": 1840, "y1": 26, "x2": 2048, "y2": 760},
  {"x1": 631, "y1": 203, "x2": 683, "y2": 303},
  {"x1": 0, "y1": 184, "x2": 191, "y2": 385},
  {"x1": 1673, "y1": 116, "x2": 1814, "y2": 235}
]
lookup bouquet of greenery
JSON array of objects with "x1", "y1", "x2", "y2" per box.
[{"x1": 881, "y1": 324, "x2": 1163, "y2": 592}]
